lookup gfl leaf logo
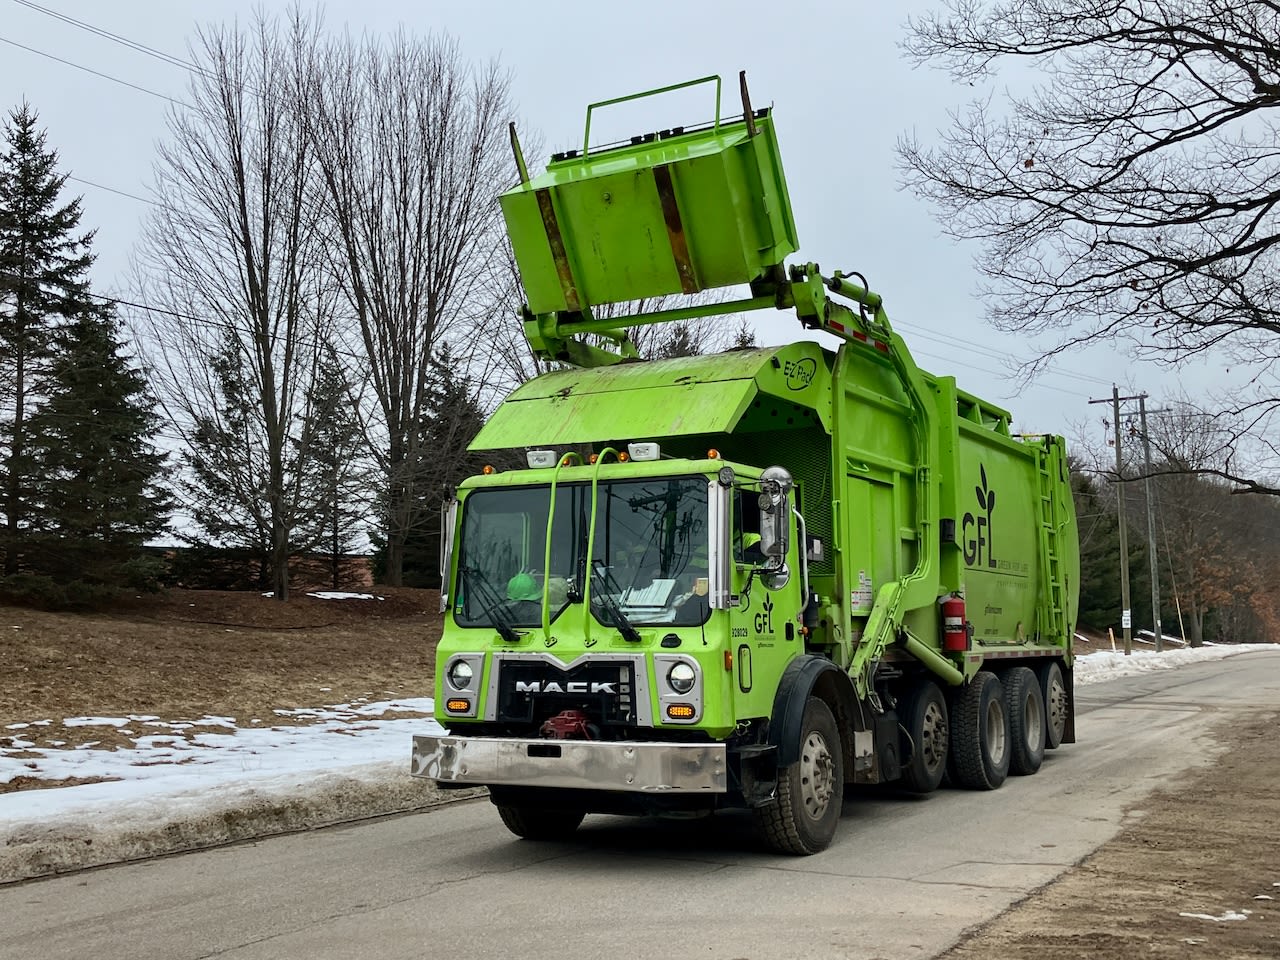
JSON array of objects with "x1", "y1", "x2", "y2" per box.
[{"x1": 962, "y1": 464, "x2": 997, "y2": 568}]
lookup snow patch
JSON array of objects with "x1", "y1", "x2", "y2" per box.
[{"x1": 1178, "y1": 910, "x2": 1251, "y2": 922}]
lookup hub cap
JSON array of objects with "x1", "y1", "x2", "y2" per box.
[
  {"x1": 799, "y1": 730, "x2": 836, "y2": 822},
  {"x1": 984, "y1": 698, "x2": 1007, "y2": 765},
  {"x1": 921, "y1": 700, "x2": 948, "y2": 771},
  {"x1": 1047, "y1": 677, "x2": 1067, "y2": 741}
]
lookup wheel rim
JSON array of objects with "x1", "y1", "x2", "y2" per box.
[
  {"x1": 799, "y1": 729, "x2": 836, "y2": 822},
  {"x1": 1023, "y1": 691, "x2": 1044, "y2": 750},
  {"x1": 1047, "y1": 676, "x2": 1067, "y2": 741},
  {"x1": 920, "y1": 700, "x2": 947, "y2": 771},
  {"x1": 984, "y1": 698, "x2": 1007, "y2": 765}
]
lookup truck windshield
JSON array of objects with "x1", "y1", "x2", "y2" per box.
[{"x1": 454, "y1": 476, "x2": 710, "y2": 631}]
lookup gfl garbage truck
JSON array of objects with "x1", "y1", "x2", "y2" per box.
[{"x1": 411, "y1": 74, "x2": 1079, "y2": 854}]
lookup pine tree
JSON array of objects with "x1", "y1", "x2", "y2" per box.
[
  {"x1": 177, "y1": 335, "x2": 274, "y2": 587},
  {"x1": 373, "y1": 347, "x2": 491, "y2": 587},
  {"x1": 25, "y1": 309, "x2": 172, "y2": 596},
  {"x1": 298, "y1": 345, "x2": 368, "y2": 589},
  {"x1": 0, "y1": 104, "x2": 96, "y2": 575}
]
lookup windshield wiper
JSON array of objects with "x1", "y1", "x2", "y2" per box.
[
  {"x1": 460, "y1": 566, "x2": 521, "y2": 643},
  {"x1": 591, "y1": 560, "x2": 641, "y2": 642}
]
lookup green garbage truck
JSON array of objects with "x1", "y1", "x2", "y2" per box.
[{"x1": 411, "y1": 75, "x2": 1079, "y2": 854}]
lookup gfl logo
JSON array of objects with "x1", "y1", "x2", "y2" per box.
[
  {"x1": 754, "y1": 594, "x2": 774, "y2": 634},
  {"x1": 962, "y1": 464, "x2": 997, "y2": 568}
]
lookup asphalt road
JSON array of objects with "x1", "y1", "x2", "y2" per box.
[{"x1": 4, "y1": 649, "x2": 1279, "y2": 960}]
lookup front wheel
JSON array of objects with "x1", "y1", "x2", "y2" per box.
[
  {"x1": 490, "y1": 788, "x2": 585, "y2": 841},
  {"x1": 755, "y1": 697, "x2": 844, "y2": 855}
]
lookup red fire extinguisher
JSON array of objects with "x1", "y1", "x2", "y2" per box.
[{"x1": 941, "y1": 594, "x2": 968, "y2": 652}]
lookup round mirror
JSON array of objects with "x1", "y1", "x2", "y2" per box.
[{"x1": 759, "y1": 562, "x2": 790, "y2": 591}]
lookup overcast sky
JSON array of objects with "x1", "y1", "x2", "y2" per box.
[{"x1": 0, "y1": 0, "x2": 1229, "y2": 441}]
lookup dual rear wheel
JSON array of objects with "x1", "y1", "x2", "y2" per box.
[
  {"x1": 947, "y1": 666, "x2": 1052, "y2": 789},
  {"x1": 899, "y1": 663, "x2": 1062, "y2": 794}
]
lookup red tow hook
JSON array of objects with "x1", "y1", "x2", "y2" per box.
[{"x1": 540, "y1": 709, "x2": 593, "y2": 739}]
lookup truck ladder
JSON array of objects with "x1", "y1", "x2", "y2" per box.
[{"x1": 1036, "y1": 443, "x2": 1069, "y2": 644}]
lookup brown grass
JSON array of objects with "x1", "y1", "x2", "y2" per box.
[{"x1": 0, "y1": 587, "x2": 442, "y2": 780}]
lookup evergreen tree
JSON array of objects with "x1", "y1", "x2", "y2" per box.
[
  {"x1": 1071, "y1": 466, "x2": 1150, "y2": 637},
  {"x1": 25, "y1": 309, "x2": 172, "y2": 594},
  {"x1": 298, "y1": 345, "x2": 368, "y2": 589},
  {"x1": 0, "y1": 103, "x2": 96, "y2": 575},
  {"x1": 177, "y1": 335, "x2": 274, "y2": 587},
  {"x1": 373, "y1": 347, "x2": 492, "y2": 588}
]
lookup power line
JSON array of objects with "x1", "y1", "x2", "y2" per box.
[
  {"x1": 12, "y1": 0, "x2": 203, "y2": 75},
  {"x1": 894, "y1": 317, "x2": 1115, "y2": 390},
  {"x1": 0, "y1": 34, "x2": 192, "y2": 108},
  {"x1": 2, "y1": 9, "x2": 1125, "y2": 401},
  {"x1": 0, "y1": 268, "x2": 370, "y2": 367},
  {"x1": 67, "y1": 175, "x2": 157, "y2": 207}
]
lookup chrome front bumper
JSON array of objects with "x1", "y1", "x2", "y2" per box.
[{"x1": 411, "y1": 734, "x2": 727, "y2": 793}]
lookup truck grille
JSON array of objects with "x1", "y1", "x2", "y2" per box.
[{"x1": 496, "y1": 659, "x2": 637, "y2": 727}]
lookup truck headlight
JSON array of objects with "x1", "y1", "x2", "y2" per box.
[
  {"x1": 667, "y1": 662, "x2": 696, "y2": 694},
  {"x1": 447, "y1": 659, "x2": 475, "y2": 690}
]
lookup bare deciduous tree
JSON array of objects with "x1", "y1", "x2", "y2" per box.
[
  {"x1": 135, "y1": 11, "x2": 333, "y2": 599},
  {"x1": 899, "y1": 1, "x2": 1280, "y2": 494},
  {"x1": 307, "y1": 30, "x2": 514, "y2": 585}
]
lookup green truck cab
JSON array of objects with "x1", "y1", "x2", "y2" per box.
[{"x1": 411, "y1": 76, "x2": 1080, "y2": 854}]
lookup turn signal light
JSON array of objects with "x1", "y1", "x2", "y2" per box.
[
  {"x1": 707, "y1": 448, "x2": 720, "y2": 459},
  {"x1": 666, "y1": 704, "x2": 695, "y2": 720},
  {"x1": 482, "y1": 465, "x2": 496, "y2": 475},
  {"x1": 445, "y1": 698, "x2": 471, "y2": 713}
]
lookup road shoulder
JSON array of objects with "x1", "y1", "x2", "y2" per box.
[{"x1": 940, "y1": 709, "x2": 1280, "y2": 959}]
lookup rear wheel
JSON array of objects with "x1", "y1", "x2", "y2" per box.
[
  {"x1": 1039, "y1": 661, "x2": 1068, "y2": 749},
  {"x1": 900, "y1": 681, "x2": 949, "y2": 794},
  {"x1": 756, "y1": 697, "x2": 843, "y2": 855},
  {"x1": 949, "y1": 671, "x2": 1010, "y2": 790},
  {"x1": 490, "y1": 788, "x2": 585, "y2": 841},
  {"x1": 1002, "y1": 666, "x2": 1046, "y2": 776}
]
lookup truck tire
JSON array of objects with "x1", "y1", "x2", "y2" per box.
[
  {"x1": 1002, "y1": 666, "x2": 1046, "y2": 776},
  {"x1": 490, "y1": 789, "x2": 585, "y2": 841},
  {"x1": 755, "y1": 697, "x2": 843, "y2": 855},
  {"x1": 1039, "y1": 661, "x2": 1068, "y2": 749},
  {"x1": 948, "y1": 671, "x2": 1010, "y2": 790},
  {"x1": 900, "y1": 681, "x2": 949, "y2": 794}
]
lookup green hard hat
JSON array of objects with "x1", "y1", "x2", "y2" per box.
[{"x1": 506, "y1": 572, "x2": 540, "y2": 602}]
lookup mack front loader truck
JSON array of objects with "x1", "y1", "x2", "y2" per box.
[{"x1": 411, "y1": 75, "x2": 1079, "y2": 854}]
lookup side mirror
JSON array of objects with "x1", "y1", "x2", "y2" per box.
[{"x1": 757, "y1": 465, "x2": 793, "y2": 567}]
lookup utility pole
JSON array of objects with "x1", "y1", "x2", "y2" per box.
[
  {"x1": 1090, "y1": 386, "x2": 1136, "y2": 655},
  {"x1": 1137, "y1": 395, "x2": 1164, "y2": 652}
]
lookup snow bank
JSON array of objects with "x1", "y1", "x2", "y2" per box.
[{"x1": 1074, "y1": 644, "x2": 1257, "y2": 685}]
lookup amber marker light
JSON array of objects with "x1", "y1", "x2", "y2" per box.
[
  {"x1": 666, "y1": 704, "x2": 696, "y2": 720},
  {"x1": 618, "y1": 451, "x2": 630, "y2": 462},
  {"x1": 707, "y1": 448, "x2": 720, "y2": 459},
  {"x1": 588, "y1": 453, "x2": 599, "y2": 464},
  {"x1": 445, "y1": 699, "x2": 471, "y2": 712},
  {"x1": 481, "y1": 465, "x2": 496, "y2": 475},
  {"x1": 724, "y1": 650, "x2": 733, "y2": 670}
]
